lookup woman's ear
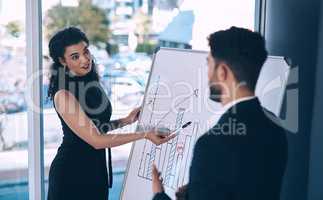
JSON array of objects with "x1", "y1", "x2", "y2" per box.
[{"x1": 58, "y1": 57, "x2": 66, "y2": 67}]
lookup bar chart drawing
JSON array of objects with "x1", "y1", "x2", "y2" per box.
[
  {"x1": 137, "y1": 118, "x2": 200, "y2": 189},
  {"x1": 138, "y1": 72, "x2": 199, "y2": 189},
  {"x1": 137, "y1": 74, "x2": 201, "y2": 189}
]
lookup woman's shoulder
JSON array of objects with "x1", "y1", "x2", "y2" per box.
[
  {"x1": 54, "y1": 89, "x2": 74, "y2": 98},
  {"x1": 53, "y1": 89, "x2": 78, "y2": 108}
]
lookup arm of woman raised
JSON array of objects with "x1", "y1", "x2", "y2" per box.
[{"x1": 54, "y1": 90, "x2": 174, "y2": 149}]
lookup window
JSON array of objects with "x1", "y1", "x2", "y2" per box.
[
  {"x1": 158, "y1": 0, "x2": 255, "y2": 50},
  {"x1": 0, "y1": 0, "x2": 28, "y2": 199}
]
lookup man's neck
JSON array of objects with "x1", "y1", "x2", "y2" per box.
[{"x1": 221, "y1": 89, "x2": 255, "y2": 106}]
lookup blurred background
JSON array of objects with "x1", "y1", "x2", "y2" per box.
[{"x1": 0, "y1": 0, "x2": 255, "y2": 199}]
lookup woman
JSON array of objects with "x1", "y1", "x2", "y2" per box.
[{"x1": 47, "y1": 27, "x2": 174, "y2": 200}]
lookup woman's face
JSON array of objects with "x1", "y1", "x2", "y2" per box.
[{"x1": 59, "y1": 41, "x2": 92, "y2": 76}]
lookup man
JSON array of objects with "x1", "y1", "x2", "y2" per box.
[{"x1": 152, "y1": 26, "x2": 288, "y2": 200}]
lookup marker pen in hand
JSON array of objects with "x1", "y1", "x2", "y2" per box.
[{"x1": 170, "y1": 121, "x2": 192, "y2": 136}]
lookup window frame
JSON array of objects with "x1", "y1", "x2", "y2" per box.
[{"x1": 26, "y1": 0, "x2": 45, "y2": 200}]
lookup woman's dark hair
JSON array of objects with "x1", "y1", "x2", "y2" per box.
[
  {"x1": 47, "y1": 27, "x2": 99, "y2": 100},
  {"x1": 208, "y1": 26, "x2": 268, "y2": 91}
]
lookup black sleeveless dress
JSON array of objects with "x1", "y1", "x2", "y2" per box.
[{"x1": 48, "y1": 71, "x2": 116, "y2": 200}]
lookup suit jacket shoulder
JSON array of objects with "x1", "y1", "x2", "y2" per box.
[{"x1": 188, "y1": 98, "x2": 288, "y2": 200}]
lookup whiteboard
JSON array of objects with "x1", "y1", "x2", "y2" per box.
[
  {"x1": 121, "y1": 48, "x2": 290, "y2": 200},
  {"x1": 255, "y1": 56, "x2": 290, "y2": 116}
]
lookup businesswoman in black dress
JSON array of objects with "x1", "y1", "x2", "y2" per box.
[{"x1": 47, "y1": 27, "x2": 174, "y2": 200}]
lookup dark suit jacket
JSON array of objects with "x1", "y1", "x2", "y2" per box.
[{"x1": 153, "y1": 98, "x2": 288, "y2": 200}]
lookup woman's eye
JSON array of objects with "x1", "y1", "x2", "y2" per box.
[{"x1": 72, "y1": 55, "x2": 79, "y2": 60}]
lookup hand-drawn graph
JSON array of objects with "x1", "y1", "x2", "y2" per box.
[{"x1": 137, "y1": 75, "x2": 200, "y2": 189}]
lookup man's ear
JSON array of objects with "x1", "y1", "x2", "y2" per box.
[
  {"x1": 59, "y1": 57, "x2": 66, "y2": 66},
  {"x1": 216, "y1": 63, "x2": 228, "y2": 82}
]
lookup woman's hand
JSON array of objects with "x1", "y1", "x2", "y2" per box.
[
  {"x1": 144, "y1": 129, "x2": 176, "y2": 145},
  {"x1": 152, "y1": 164, "x2": 164, "y2": 194},
  {"x1": 122, "y1": 107, "x2": 141, "y2": 126}
]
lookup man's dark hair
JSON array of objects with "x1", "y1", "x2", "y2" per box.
[{"x1": 208, "y1": 26, "x2": 268, "y2": 91}]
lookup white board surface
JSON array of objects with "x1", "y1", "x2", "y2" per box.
[
  {"x1": 121, "y1": 48, "x2": 290, "y2": 200},
  {"x1": 255, "y1": 56, "x2": 290, "y2": 116}
]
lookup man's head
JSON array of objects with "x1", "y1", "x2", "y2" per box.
[{"x1": 207, "y1": 26, "x2": 268, "y2": 103}]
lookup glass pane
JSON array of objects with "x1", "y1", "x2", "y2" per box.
[
  {"x1": 0, "y1": 0, "x2": 28, "y2": 199},
  {"x1": 41, "y1": 0, "x2": 255, "y2": 200},
  {"x1": 157, "y1": 0, "x2": 255, "y2": 50}
]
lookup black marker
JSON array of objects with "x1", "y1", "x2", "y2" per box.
[{"x1": 171, "y1": 121, "x2": 192, "y2": 136}]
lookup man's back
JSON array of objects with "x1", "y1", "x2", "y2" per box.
[{"x1": 188, "y1": 98, "x2": 288, "y2": 200}]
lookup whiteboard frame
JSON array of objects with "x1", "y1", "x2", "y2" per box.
[{"x1": 120, "y1": 47, "x2": 208, "y2": 200}]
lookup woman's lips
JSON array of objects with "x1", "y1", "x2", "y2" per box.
[{"x1": 82, "y1": 64, "x2": 90, "y2": 69}]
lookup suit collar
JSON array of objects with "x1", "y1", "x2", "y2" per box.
[
  {"x1": 217, "y1": 97, "x2": 262, "y2": 124},
  {"x1": 222, "y1": 96, "x2": 257, "y2": 112},
  {"x1": 207, "y1": 97, "x2": 261, "y2": 129}
]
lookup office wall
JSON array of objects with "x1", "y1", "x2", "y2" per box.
[
  {"x1": 264, "y1": 0, "x2": 321, "y2": 200},
  {"x1": 308, "y1": 0, "x2": 323, "y2": 199}
]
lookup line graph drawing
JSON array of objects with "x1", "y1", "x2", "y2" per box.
[
  {"x1": 155, "y1": 88, "x2": 199, "y2": 127},
  {"x1": 147, "y1": 76, "x2": 160, "y2": 124}
]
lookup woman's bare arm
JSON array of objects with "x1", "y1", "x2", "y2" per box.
[
  {"x1": 54, "y1": 90, "x2": 174, "y2": 149},
  {"x1": 104, "y1": 106, "x2": 141, "y2": 131}
]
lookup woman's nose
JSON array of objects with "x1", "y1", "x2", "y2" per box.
[{"x1": 80, "y1": 55, "x2": 90, "y2": 63}]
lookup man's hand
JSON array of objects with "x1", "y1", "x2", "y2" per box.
[
  {"x1": 152, "y1": 164, "x2": 164, "y2": 194},
  {"x1": 175, "y1": 184, "x2": 188, "y2": 200}
]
